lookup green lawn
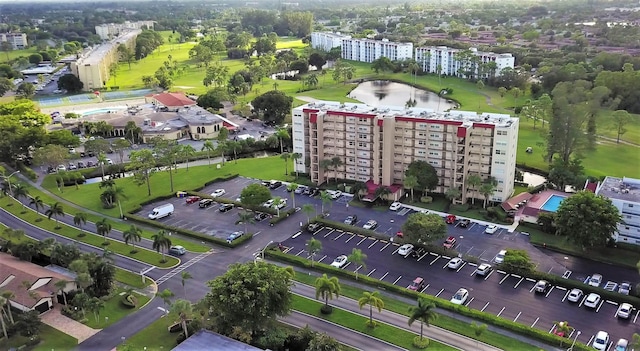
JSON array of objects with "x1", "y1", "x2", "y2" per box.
[
  {"x1": 84, "y1": 288, "x2": 152, "y2": 329},
  {"x1": 118, "y1": 315, "x2": 179, "y2": 351},
  {"x1": 0, "y1": 197, "x2": 179, "y2": 268},
  {"x1": 115, "y1": 268, "x2": 153, "y2": 289},
  {"x1": 292, "y1": 295, "x2": 456, "y2": 351},
  {"x1": 0, "y1": 47, "x2": 39, "y2": 63},
  {"x1": 293, "y1": 275, "x2": 541, "y2": 351},
  {"x1": 0, "y1": 324, "x2": 78, "y2": 350}
]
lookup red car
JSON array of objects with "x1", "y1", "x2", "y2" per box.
[
  {"x1": 445, "y1": 214, "x2": 457, "y2": 224},
  {"x1": 443, "y1": 236, "x2": 457, "y2": 249},
  {"x1": 186, "y1": 196, "x2": 201, "y2": 204}
]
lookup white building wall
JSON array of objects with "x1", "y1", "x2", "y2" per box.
[
  {"x1": 310, "y1": 32, "x2": 349, "y2": 52},
  {"x1": 340, "y1": 38, "x2": 413, "y2": 63},
  {"x1": 292, "y1": 110, "x2": 306, "y2": 174},
  {"x1": 415, "y1": 46, "x2": 515, "y2": 79},
  {"x1": 490, "y1": 115, "x2": 519, "y2": 201}
]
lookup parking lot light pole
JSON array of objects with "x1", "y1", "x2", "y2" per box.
[
  {"x1": 2, "y1": 170, "x2": 20, "y2": 197},
  {"x1": 260, "y1": 240, "x2": 274, "y2": 261},
  {"x1": 567, "y1": 330, "x2": 581, "y2": 351}
]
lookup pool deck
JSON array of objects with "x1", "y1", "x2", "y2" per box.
[
  {"x1": 526, "y1": 190, "x2": 570, "y2": 210},
  {"x1": 40, "y1": 98, "x2": 146, "y2": 115}
]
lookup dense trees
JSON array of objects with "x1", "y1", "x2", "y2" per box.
[
  {"x1": 401, "y1": 212, "x2": 447, "y2": 244},
  {"x1": 251, "y1": 90, "x2": 293, "y2": 125},
  {"x1": 57, "y1": 74, "x2": 84, "y2": 93},
  {"x1": 405, "y1": 160, "x2": 438, "y2": 195},
  {"x1": 135, "y1": 30, "x2": 164, "y2": 59}
]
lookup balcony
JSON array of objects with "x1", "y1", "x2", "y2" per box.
[
  {"x1": 457, "y1": 166, "x2": 464, "y2": 172},
  {"x1": 457, "y1": 147, "x2": 464, "y2": 153},
  {"x1": 456, "y1": 158, "x2": 464, "y2": 164},
  {"x1": 456, "y1": 176, "x2": 463, "y2": 182}
]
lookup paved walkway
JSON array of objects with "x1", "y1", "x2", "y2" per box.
[{"x1": 40, "y1": 305, "x2": 100, "y2": 344}]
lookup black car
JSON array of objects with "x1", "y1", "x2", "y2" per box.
[
  {"x1": 302, "y1": 187, "x2": 312, "y2": 195},
  {"x1": 411, "y1": 247, "x2": 427, "y2": 259},
  {"x1": 77, "y1": 161, "x2": 86, "y2": 169},
  {"x1": 269, "y1": 181, "x2": 283, "y2": 189},
  {"x1": 308, "y1": 188, "x2": 320, "y2": 197},
  {"x1": 86, "y1": 161, "x2": 95, "y2": 167},
  {"x1": 219, "y1": 203, "x2": 234, "y2": 212},
  {"x1": 344, "y1": 215, "x2": 358, "y2": 225},
  {"x1": 199, "y1": 199, "x2": 214, "y2": 208},
  {"x1": 459, "y1": 219, "x2": 471, "y2": 228},
  {"x1": 307, "y1": 222, "x2": 321, "y2": 232},
  {"x1": 261, "y1": 181, "x2": 270, "y2": 187},
  {"x1": 254, "y1": 212, "x2": 269, "y2": 221}
]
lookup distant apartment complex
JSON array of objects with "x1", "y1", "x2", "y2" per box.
[
  {"x1": 95, "y1": 21, "x2": 155, "y2": 40},
  {"x1": 415, "y1": 46, "x2": 515, "y2": 79},
  {"x1": 595, "y1": 177, "x2": 640, "y2": 244},
  {"x1": 70, "y1": 30, "x2": 140, "y2": 91},
  {"x1": 292, "y1": 101, "x2": 519, "y2": 203},
  {"x1": 310, "y1": 32, "x2": 350, "y2": 51},
  {"x1": 0, "y1": 33, "x2": 28, "y2": 49},
  {"x1": 341, "y1": 38, "x2": 413, "y2": 63}
]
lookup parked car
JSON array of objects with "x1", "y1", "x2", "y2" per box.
[
  {"x1": 566, "y1": 288, "x2": 583, "y2": 303},
  {"x1": 410, "y1": 247, "x2": 426, "y2": 259},
  {"x1": 443, "y1": 236, "x2": 457, "y2": 249},
  {"x1": 592, "y1": 331, "x2": 609, "y2": 351},
  {"x1": 226, "y1": 231, "x2": 245, "y2": 243},
  {"x1": 584, "y1": 293, "x2": 601, "y2": 308},
  {"x1": 493, "y1": 250, "x2": 507, "y2": 264},
  {"x1": 219, "y1": 203, "x2": 234, "y2": 212},
  {"x1": 445, "y1": 214, "x2": 457, "y2": 224},
  {"x1": 617, "y1": 303, "x2": 633, "y2": 319},
  {"x1": 77, "y1": 161, "x2": 86, "y2": 169},
  {"x1": 326, "y1": 190, "x2": 342, "y2": 199},
  {"x1": 263, "y1": 199, "x2": 275, "y2": 208},
  {"x1": 485, "y1": 225, "x2": 498, "y2": 234},
  {"x1": 448, "y1": 257, "x2": 464, "y2": 269},
  {"x1": 534, "y1": 280, "x2": 551, "y2": 294},
  {"x1": 254, "y1": 212, "x2": 269, "y2": 222},
  {"x1": 619, "y1": 281, "x2": 632, "y2": 295},
  {"x1": 397, "y1": 244, "x2": 414, "y2": 256},
  {"x1": 475, "y1": 263, "x2": 492, "y2": 276},
  {"x1": 450, "y1": 288, "x2": 469, "y2": 305},
  {"x1": 302, "y1": 187, "x2": 312, "y2": 195},
  {"x1": 459, "y1": 219, "x2": 471, "y2": 228},
  {"x1": 307, "y1": 222, "x2": 320, "y2": 232},
  {"x1": 588, "y1": 274, "x2": 603, "y2": 288},
  {"x1": 389, "y1": 202, "x2": 402, "y2": 211},
  {"x1": 57, "y1": 164, "x2": 66, "y2": 172},
  {"x1": 67, "y1": 163, "x2": 77, "y2": 170},
  {"x1": 344, "y1": 215, "x2": 358, "y2": 225},
  {"x1": 363, "y1": 220, "x2": 377, "y2": 230},
  {"x1": 86, "y1": 161, "x2": 95, "y2": 167},
  {"x1": 211, "y1": 189, "x2": 226, "y2": 198},
  {"x1": 408, "y1": 277, "x2": 425, "y2": 291},
  {"x1": 274, "y1": 199, "x2": 287, "y2": 209},
  {"x1": 330, "y1": 255, "x2": 348, "y2": 268},
  {"x1": 308, "y1": 188, "x2": 320, "y2": 197},
  {"x1": 294, "y1": 186, "x2": 307, "y2": 194},
  {"x1": 186, "y1": 196, "x2": 201, "y2": 204},
  {"x1": 615, "y1": 338, "x2": 629, "y2": 351},
  {"x1": 269, "y1": 180, "x2": 282, "y2": 189},
  {"x1": 168, "y1": 245, "x2": 186, "y2": 256}
]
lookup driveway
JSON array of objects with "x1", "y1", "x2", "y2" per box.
[{"x1": 41, "y1": 305, "x2": 100, "y2": 344}]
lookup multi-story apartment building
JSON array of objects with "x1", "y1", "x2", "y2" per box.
[
  {"x1": 70, "y1": 30, "x2": 140, "y2": 91},
  {"x1": 293, "y1": 101, "x2": 519, "y2": 203},
  {"x1": 310, "y1": 32, "x2": 350, "y2": 51},
  {"x1": 415, "y1": 46, "x2": 515, "y2": 79},
  {"x1": 341, "y1": 37, "x2": 413, "y2": 63},
  {"x1": 95, "y1": 21, "x2": 155, "y2": 40},
  {"x1": 0, "y1": 33, "x2": 28, "y2": 49},
  {"x1": 595, "y1": 177, "x2": 640, "y2": 244}
]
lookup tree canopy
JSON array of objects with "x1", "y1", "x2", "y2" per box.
[
  {"x1": 240, "y1": 183, "x2": 272, "y2": 207},
  {"x1": 405, "y1": 160, "x2": 438, "y2": 193},
  {"x1": 251, "y1": 90, "x2": 293, "y2": 125},
  {"x1": 58, "y1": 74, "x2": 84, "y2": 93},
  {"x1": 401, "y1": 212, "x2": 447, "y2": 244}
]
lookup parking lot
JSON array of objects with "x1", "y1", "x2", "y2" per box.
[{"x1": 281, "y1": 225, "x2": 640, "y2": 348}]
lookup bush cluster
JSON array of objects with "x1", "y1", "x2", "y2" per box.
[{"x1": 121, "y1": 294, "x2": 138, "y2": 308}]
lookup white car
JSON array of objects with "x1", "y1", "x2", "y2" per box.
[
  {"x1": 588, "y1": 274, "x2": 603, "y2": 287},
  {"x1": 211, "y1": 189, "x2": 226, "y2": 198},
  {"x1": 566, "y1": 288, "x2": 583, "y2": 303},
  {"x1": 274, "y1": 199, "x2": 287, "y2": 209},
  {"x1": 326, "y1": 190, "x2": 342, "y2": 199},
  {"x1": 389, "y1": 202, "x2": 402, "y2": 211},
  {"x1": 617, "y1": 303, "x2": 633, "y2": 319},
  {"x1": 592, "y1": 331, "x2": 609, "y2": 351},
  {"x1": 56, "y1": 164, "x2": 66, "y2": 172},
  {"x1": 262, "y1": 199, "x2": 275, "y2": 208},
  {"x1": 397, "y1": 244, "x2": 414, "y2": 256},
  {"x1": 447, "y1": 257, "x2": 464, "y2": 270},
  {"x1": 475, "y1": 263, "x2": 492, "y2": 276},
  {"x1": 583, "y1": 293, "x2": 601, "y2": 309},
  {"x1": 450, "y1": 288, "x2": 469, "y2": 305},
  {"x1": 330, "y1": 255, "x2": 348, "y2": 268},
  {"x1": 485, "y1": 225, "x2": 498, "y2": 234},
  {"x1": 615, "y1": 338, "x2": 628, "y2": 351},
  {"x1": 362, "y1": 220, "x2": 377, "y2": 230},
  {"x1": 493, "y1": 250, "x2": 506, "y2": 264}
]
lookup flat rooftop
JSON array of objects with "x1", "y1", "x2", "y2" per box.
[
  {"x1": 597, "y1": 176, "x2": 640, "y2": 203},
  {"x1": 78, "y1": 30, "x2": 140, "y2": 66}
]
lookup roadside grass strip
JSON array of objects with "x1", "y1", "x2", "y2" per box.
[{"x1": 83, "y1": 288, "x2": 152, "y2": 329}]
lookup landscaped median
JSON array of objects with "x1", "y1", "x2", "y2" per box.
[{"x1": 0, "y1": 196, "x2": 179, "y2": 268}]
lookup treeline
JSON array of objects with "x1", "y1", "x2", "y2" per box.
[{"x1": 135, "y1": 30, "x2": 164, "y2": 60}]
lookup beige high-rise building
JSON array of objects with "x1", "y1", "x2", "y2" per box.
[{"x1": 292, "y1": 102, "x2": 519, "y2": 204}]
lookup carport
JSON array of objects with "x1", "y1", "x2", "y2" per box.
[{"x1": 501, "y1": 192, "x2": 533, "y2": 211}]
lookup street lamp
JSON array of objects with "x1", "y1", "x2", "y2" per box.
[
  {"x1": 1, "y1": 170, "x2": 20, "y2": 197},
  {"x1": 255, "y1": 240, "x2": 274, "y2": 265},
  {"x1": 568, "y1": 330, "x2": 581, "y2": 351}
]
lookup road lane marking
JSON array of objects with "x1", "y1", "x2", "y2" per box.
[
  {"x1": 356, "y1": 237, "x2": 367, "y2": 246},
  {"x1": 481, "y1": 302, "x2": 490, "y2": 312},
  {"x1": 392, "y1": 276, "x2": 402, "y2": 285},
  {"x1": 334, "y1": 232, "x2": 345, "y2": 241},
  {"x1": 465, "y1": 297, "x2": 474, "y2": 307},
  {"x1": 499, "y1": 274, "x2": 510, "y2": 285},
  {"x1": 435, "y1": 288, "x2": 444, "y2": 297},
  {"x1": 430, "y1": 256, "x2": 440, "y2": 265},
  {"x1": 379, "y1": 243, "x2": 390, "y2": 252},
  {"x1": 513, "y1": 312, "x2": 521, "y2": 322},
  {"x1": 324, "y1": 229, "x2": 335, "y2": 238},
  {"x1": 367, "y1": 269, "x2": 376, "y2": 277},
  {"x1": 368, "y1": 240, "x2": 378, "y2": 249},
  {"x1": 531, "y1": 318, "x2": 539, "y2": 328},
  {"x1": 417, "y1": 252, "x2": 429, "y2": 261},
  {"x1": 380, "y1": 272, "x2": 389, "y2": 281},
  {"x1": 497, "y1": 307, "x2": 505, "y2": 317},
  {"x1": 514, "y1": 277, "x2": 525, "y2": 289},
  {"x1": 345, "y1": 234, "x2": 356, "y2": 243},
  {"x1": 157, "y1": 307, "x2": 167, "y2": 313}
]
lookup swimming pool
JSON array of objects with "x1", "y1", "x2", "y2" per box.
[
  {"x1": 540, "y1": 194, "x2": 567, "y2": 212},
  {"x1": 81, "y1": 107, "x2": 126, "y2": 116}
]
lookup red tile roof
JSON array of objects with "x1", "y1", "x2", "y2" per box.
[
  {"x1": 152, "y1": 93, "x2": 196, "y2": 107},
  {"x1": 501, "y1": 192, "x2": 533, "y2": 211},
  {"x1": 585, "y1": 181, "x2": 598, "y2": 193}
]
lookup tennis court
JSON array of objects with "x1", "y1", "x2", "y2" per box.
[
  {"x1": 68, "y1": 94, "x2": 94, "y2": 103},
  {"x1": 37, "y1": 97, "x2": 64, "y2": 106}
]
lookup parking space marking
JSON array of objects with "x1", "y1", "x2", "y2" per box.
[
  {"x1": 354, "y1": 265, "x2": 363, "y2": 274},
  {"x1": 380, "y1": 272, "x2": 389, "y2": 281},
  {"x1": 529, "y1": 284, "x2": 537, "y2": 293},
  {"x1": 525, "y1": 278, "x2": 536, "y2": 283},
  {"x1": 513, "y1": 312, "x2": 521, "y2": 322},
  {"x1": 456, "y1": 263, "x2": 466, "y2": 272},
  {"x1": 284, "y1": 247, "x2": 294, "y2": 254},
  {"x1": 366, "y1": 269, "x2": 376, "y2": 277},
  {"x1": 295, "y1": 249, "x2": 305, "y2": 256},
  {"x1": 317, "y1": 255, "x2": 327, "y2": 263},
  {"x1": 343, "y1": 262, "x2": 352, "y2": 270},
  {"x1": 345, "y1": 234, "x2": 356, "y2": 243},
  {"x1": 545, "y1": 287, "x2": 554, "y2": 297},
  {"x1": 497, "y1": 307, "x2": 505, "y2": 317},
  {"x1": 417, "y1": 252, "x2": 429, "y2": 261},
  {"x1": 464, "y1": 297, "x2": 474, "y2": 307},
  {"x1": 323, "y1": 229, "x2": 335, "y2": 238},
  {"x1": 555, "y1": 286, "x2": 567, "y2": 291},
  {"x1": 379, "y1": 242, "x2": 390, "y2": 252},
  {"x1": 548, "y1": 324, "x2": 556, "y2": 333},
  {"x1": 253, "y1": 231, "x2": 262, "y2": 237},
  {"x1": 499, "y1": 274, "x2": 510, "y2": 285},
  {"x1": 334, "y1": 232, "x2": 345, "y2": 241},
  {"x1": 531, "y1": 318, "x2": 539, "y2": 328},
  {"x1": 313, "y1": 228, "x2": 324, "y2": 236},
  {"x1": 578, "y1": 295, "x2": 586, "y2": 307},
  {"x1": 420, "y1": 285, "x2": 429, "y2": 293},
  {"x1": 435, "y1": 288, "x2": 444, "y2": 297},
  {"x1": 392, "y1": 276, "x2": 402, "y2": 285},
  {"x1": 356, "y1": 236, "x2": 367, "y2": 246},
  {"x1": 429, "y1": 255, "x2": 440, "y2": 265},
  {"x1": 562, "y1": 290, "x2": 570, "y2": 302},
  {"x1": 484, "y1": 270, "x2": 493, "y2": 280},
  {"x1": 633, "y1": 310, "x2": 640, "y2": 323},
  {"x1": 368, "y1": 240, "x2": 378, "y2": 249},
  {"x1": 442, "y1": 261, "x2": 450, "y2": 269},
  {"x1": 596, "y1": 300, "x2": 604, "y2": 312},
  {"x1": 514, "y1": 277, "x2": 525, "y2": 289},
  {"x1": 481, "y1": 302, "x2": 490, "y2": 312}
]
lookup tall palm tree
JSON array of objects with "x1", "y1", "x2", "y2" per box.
[
  {"x1": 315, "y1": 274, "x2": 340, "y2": 313},
  {"x1": 408, "y1": 298, "x2": 438, "y2": 342},
  {"x1": 403, "y1": 175, "x2": 418, "y2": 202},
  {"x1": 319, "y1": 191, "x2": 332, "y2": 214},
  {"x1": 180, "y1": 271, "x2": 192, "y2": 298},
  {"x1": 348, "y1": 248, "x2": 367, "y2": 280},
  {"x1": 291, "y1": 152, "x2": 302, "y2": 178},
  {"x1": 179, "y1": 144, "x2": 196, "y2": 171},
  {"x1": 75, "y1": 272, "x2": 94, "y2": 294},
  {"x1": 287, "y1": 182, "x2": 298, "y2": 209},
  {"x1": 152, "y1": 230, "x2": 172, "y2": 263},
  {"x1": 156, "y1": 288, "x2": 174, "y2": 315},
  {"x1": 466, "y1": 174, "x2": 482, "y2": 206},
  {"x1": 170, "y1": 299, "x2": 194, "y2": 339},
  {"x1": 307, "y1": 238, "x2": 322, "y2": 267},
  {"x1": 374, "y1": 186, "x2": 391, "y2": 203},
  {"x1": 123, "y1": 225, "x2": 142, "y2": 252},
  {"x1": 12, "y1": 183, "x2": 28, "y2": 208},
  {"x1": 96, "y1": 153, "x2": 108, "y2": 181},
  {"x1": 302, "y1": 204, "x2": 315, "y2": 224},
  {"x1": 358, "y1": 291, "x2": 384, "y2": 327},
  {"x1": 275, "y1": 128, "x2": 290, "y2": 154},
  {"x1": 99, "y1": 179, "x2": 115, "y2": 189},
  {"x1": 330, "y1": 156, "x2": 343, "y2": 183},
  {"x1": 319, "y1": 159, "x2": 333, "y2": 184},
  {"x1": 73, "y1": 212, "x2": 87, "y2": 232},
  {"x1": 87, "y1": 297, "x2": 105, "y2": 323},
  {"x1": 3, "y1": 228, "x2": 24, "y2": 242},
  {"x1": 272, "y1": 196, "x2": 283, "y2": 217},
  {"x1": 29, "y1": 196, "x2": 44, "y2": 213},
  {"x1": 281, "y1": 152, "x2": 291, "y2": 175},
  {"x1": 0, "y1": 296, "x2": 8, "y2": 339},
  {"x1": 45, "y1": 202, "x2": 64, "y2": 227},
  {"x1": 95, "y1": 218, "x2": 112, "y2": 244},
  {"x1": 236, "y1": 211, "x2": 255, "y2": 234},
  {"x1": 201, "y1": 140, "x2": 216, "y2": 167},
  {"x1": 445, "y1": 187, "x2": 461, "y2": 204},
  {"x1": 0, "y1": 290, "x2": 15, "y2": 324},
  {"x1": 479, "y1": 180, "x2": 497, "y2": 209},
  {"x1": 217, "y1": 140, "x2": 228, "y2": 166},
  {"x1": 350, "y1": 181, "x2": 367, "y2": 201},
  {"x1": 54, "y1": 280, "x2": 69, "y2": 306}
]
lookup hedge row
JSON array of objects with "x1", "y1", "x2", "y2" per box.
[
  {"x1": 266, "y1": 249, "x2": 592, "y2": 351},
  {"x1": 121, "y1": 294, "x2": 138, "y2": 308}
]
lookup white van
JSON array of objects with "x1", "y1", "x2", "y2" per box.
[
  {"x1": 494, "y1": 250, "x2": 507, "y2": 264},
  {"x1": 148, "y1": 203, "x2": 174, "y2": 220}
]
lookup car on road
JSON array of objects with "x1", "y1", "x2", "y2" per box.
[
  {"x1": 344, "y1": 215, "x2": 358, "y2": 225},
  {"x1": 330, "y1": 255, "x2": 348, "y2": 268},
  {"x1": 307, "y1": 222, "x2": 320, "y2": 232},
  {"x1": 485, "y1": 225, "x2": 498, "y2": 234},
  {"x1": 263, "y1": 199, "x2": 275, "y2": 208},
  {"x1": 619, "y1": 281, "x2": 632, "y2": 295},
  {"x1": 408, "y1": 277, "x2": 424, "y2": 291},
  {"x1": 274, "y1": 199, "x2": 287, "y2": 209},
  {"x1": 226, "y1": 231, "x2": 245, "y2": 243},
  {"x1": 254, "y1": 212, "x2": 269, "y2": 222},
  {"x1": 447, "y1": 257, "x2": 464, "y2": 269},
  {"x1": 186, "y1": 196, "x2": 201, "y2": 204},
  {"x1": 459, "y1": 219, "x2": 471, "y2": 228},
  {"x1": 617, "y1": 303, "x2": 633, "y2": 319},
  {"x1": 219, "y1": 203, "x2": 234, "y2": 212},
  {"x1": 397, "y1": 244, "x2": 414, "y2": 256},
  {"x1": 294, "y1": 186, "x2": 307, "y2": 194},
  {"x1": 168, "y1": 245, "x2": 186, "y2": 256},
  {"x1": 389, "y1": 202, "x2": 402, "y2": 211},
  {"x1": 592, "y1": 331, "x2": 609, "y2": 351},
  {"x1": 211, "y1": 189, "x2": 226, "y2": 198},
  {"x1": 584, "y1": 293, "x2": 601, "y2": 309},
  {"x1": 493, "y1": 250, "x2": 507, "y2": 264},
  {"x1": 615, "y1": 338, "x2": 628, "y2": 351},
  {"x1": 326, "y1": 190, "x2": 342, "y2": 199},
  {"x1": 475, "y1": 263, "x2": 492, "y2": 276},
  {"x1": 443, "y1": 236, "x2": 457, "y2": 249},
  {"x1": 567, "y1": 288, "x2": 583, "y2": 303},
  {"x1": 588, "y1": 273, "x2": 603, "y2": 287},
  {"x1": 363, "y1": 220, "x2": 378, "y2": 230},
  {"x1": 269, "y1": 180, "x2": 283, "y2": 189},
  {"x1": 534, "y1": 280, "x2": 551, "y2": 294},
  {"x1": 199, "y1": 199, "x2": 214, "y2": 208},
  {"x1": 450, "y1": 288, "x2": 469, "y2": 305}
]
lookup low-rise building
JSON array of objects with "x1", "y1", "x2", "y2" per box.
[
  {"x1": 595, "y1": 176, "x2": 640, "y2": 244},
  {"x1": 0, "y1": 32, "x2": 28, "y2": 49}
]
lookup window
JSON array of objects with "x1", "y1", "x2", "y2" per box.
[
  {"x1": 497, "y1": 131, "x2": 508, "y2": 136},
  {"x1": 496, "y1": 141, "x2": 507, "y2": 146},
  {"x1": 429, "y1": 124, "x2": 441, "y2": 129},
  {"x1": 495, "y1": 149, "x2": 505, "y2": 155},
  {"x1": 418, "y1": 140, "x2": 426, "y2": 146},
  {"x1": 201, "y1": 127, "x2": 206, "y2": 133}
]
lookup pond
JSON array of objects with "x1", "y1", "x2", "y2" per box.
[{"x1": 348, "y1": 80, "x2": 458, "y2": 112}]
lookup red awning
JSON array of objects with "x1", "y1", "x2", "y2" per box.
[
  {"x1": 223, "y1": 121, "x2": 236, "y2": 130},
  {"x1": 501, "y1": 192, "x2": 533, "y2": 211},
  {"x1": 310, "y1": 113, "x2": 317, "y2": 124},
  {"x1": 457, "y1": 126, "x2": 467, "y2": 138}
]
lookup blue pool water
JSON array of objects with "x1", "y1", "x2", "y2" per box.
[{"x1": 541, "y1": 195, "x2": 566, "y2": 212}]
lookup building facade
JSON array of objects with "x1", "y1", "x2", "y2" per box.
[
  {"x1": 341, "y1": 37, "x2": 413, "y2": 63},
  {"x1": 310, "y1": 32, "x2": 350, "y2": 51},
  {"x1": 293, "y1": 101, "x2": 519, "y2": 204},
  {"x1": 0, "y1": 33, "x2": 28, "y2": 49},
  {"x1": 415, "y1": 46, "x2": 515, "y2": 79},
  {"x1": 95, "y1": 21, "x2": 155, "y2": 40},
  {"x1": 595, "y1": 176, "x2": 640, "y2": 244}
]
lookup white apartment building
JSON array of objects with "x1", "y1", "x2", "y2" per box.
[
  {"x1": 341, "y1": 38, "x2": 413, "y2": 63},
  {"x1": 595, "y1": 177, "x2": 640, "y2": 244},
  {"x1": 95, "y1": 21, "x2": 155, "y2": 40},
  {"x1": 292, "y1": 101, "x2": 519, "y2": 203},
  {"x1": 0, "y1": 33, "x2": 28, "y2": 49},
  {"x1": 310, "y1": 32, "x2": 350, "y2": 52},
  {"x1": 415, "y1": 46, "x2": 515, "y2": 79}
]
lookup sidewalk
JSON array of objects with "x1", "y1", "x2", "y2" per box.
[{"x1": 40, "y1": 305, "x2": 100, "y2": 344}]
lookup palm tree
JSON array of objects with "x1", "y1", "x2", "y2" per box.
[
  {"x1": 180, "y1": 145, "x2": 196, "y2": 171},
  {"x1": 330, "y1": 156, "x2": 343, "y2": 183},
  {"x1": 0, "y1": 296, "x2": 8, "y2": 339},
  {"x1": 73, "y1": 212, "x2": 87, "y2": 232},
  {"x1": 180, "y1": 272, "x2": 192, "y2": 298},
  {"x1": 358, "y1": 291, "x2": 384, "y2": 327},
  {"x1": 12, "y1": 183, "x2": 28, "y2": 208},
  {"x1": 307, "y1": 238, "x2": 322, "y2": 267},
  {"x1": 75, "y1": 272, "x2": 94, "y2": 295},
  {"x1": 408, "y1": 298, "x2": 438, "y2": 343},
  {"x1": 87, "y1": 297, "x2": 105, "y2": 323},
  {"x1": 315, "y1": 274, "x2": 340, "y2": 313},
  {"x1": 152, "y1": 230, "x2": 173, "y2": 263},
  {"x1": 350, "y1": 181, "x2": 366, "y2": 201},
  {"x1": 348, "y1": 248, "x2": 367, "y2": 280},
  {"x1": 156, "y1": 288, "x2": 174, "y2": 315},
  {"x1": 275, "y1": 128, "x2": 290, "y2": 154},
  {"x1": 97, "y1": 153, "x2": 108, "y2": 181},
  {"x1": 170, "y1": 299, "x2": 194, "y2": 339},
  {"x1": 404, "y1": 175, "x2": 418, "y2": 202},
  {"x1": 281, "y1": 152, "x2": 291, "y2": 175},
  {"x1": 45, "y1": 202, "x2": 64, "y2": 228},
  {"x1": 236, "y1": 211, "x2": 255, "y2": 234},
  {"x1": 272, "y1": 196, "x2": 284, "y2": 217},
  {"x1": 3, "y1": 228, "x2": 24, "y2": 242},
  {"x1": 201, "y1": 140, "x2": 216, "y2": 167},
  {"x1": 319, "y1": 159, "x2": 333, "y2": 184},
  {"x1": 29, "y1": 196, "x2": 44, "y2": 213},
  {"x1": 479, "y1": 180, "x2": 497, "y2": 209},
  {"x1": 123, "y1": 225, "x2": 142, "y2": 253},
  {"x1": 0, "y1": 290, "x2": 15, "y2": 324},
  {"x1": 95, "y1": 218, "x2": 112, "y2": 244},
  {"x1": 54, "y1": 280, "x2": 69, "y2": 306},
  {"x1": 286, "y1": 182, "x2": 299, "y2": 209},
  {"x1": 465, "y1": 174, "x2": 482, "y2": 206},
  {"x1": 99, "y1": 179, "x2": 115, "y2": 189},
  {"x1": 302, "y1": 204, "x2": 315, "y2": 224},
  {"x1": 217, "y1": 140, "x2": 228, "y2": 166},
  {"x1": 291, "y1": 152, "x2": 302, "y2": 178},
  {"x1": 374, "y1": 186, "x2": 391, "y2": 203},
  {"x1": 319, "y1": 191, "x2": 332, "y2": 214},
  {"x1": 445, "y1": 187, "x2": 461, "y2": 204}
]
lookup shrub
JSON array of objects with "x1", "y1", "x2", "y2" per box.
[
  {"x1": 269, "y1": 208, "x2": 296, "y2": 225},
  {"x1": 420, "y1": 196, "x2": 433, "y2": 203},
  {"x1": 17, "y1": 163, "x2": 37, "y2": 180},
  {"x1": 412, "y1": 336, "x2": 429, "y2": 349},
  {"x1": 121, "y1": 294, "x2": 138, "y2": 308},
  {"x1": 451, "y1": 203, "x2": 469, "y2": 212},
  {"x1": 168, "y1": 322, "x2": 182, "y2": 333},
  {"x1": 320, "y1": 305, "x2": 333, "y2": 314}
]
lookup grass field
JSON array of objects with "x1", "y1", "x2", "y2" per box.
[
  {"x1": 0, "y1": 47, "x2": 38, "y2": 63},
  {"x1": 118, "y1": 315, "x2": 179, "y2": 351},
  {"x1": 115, "y1": 268, "x2": 153, "y2": 289},
  {"x1": 0, "y1": 324, "x2": 78, "y2": 350},
  {"x1": 84, "y1": 288, "x2": 152, "y2": 329}
]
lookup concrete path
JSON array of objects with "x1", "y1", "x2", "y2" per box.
[{"x1": 40, "y1": 305, "x2": 100, "y2": 344}]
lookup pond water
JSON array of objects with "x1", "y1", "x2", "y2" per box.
[{"x1": 348, "y1": 80, "x2": 458, "y2": 112}]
